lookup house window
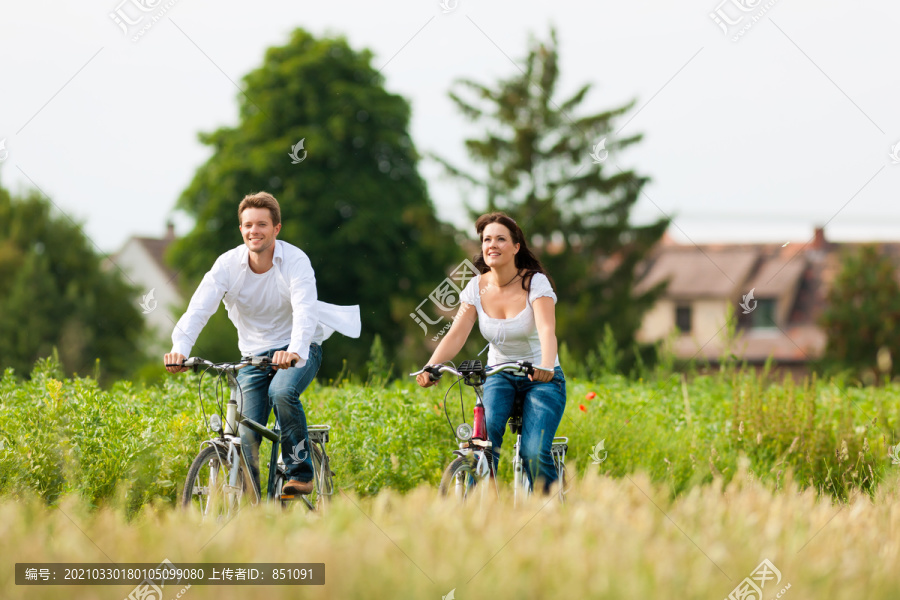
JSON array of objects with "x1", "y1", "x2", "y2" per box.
[
  {"x1": 675, "y1": 305, "x2": 692, "y2": 334},
  {"x1": 750, "y1": 298, "x2": 777, "y2": 328}
]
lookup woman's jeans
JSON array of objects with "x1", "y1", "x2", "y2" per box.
[
  {"x1": 482, "y1": 366, "x2": 567, "y2": 493},
  {"x1": 235, "y1": 343, "x2": 322, "y2": 494}
]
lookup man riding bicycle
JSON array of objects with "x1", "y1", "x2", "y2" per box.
[{"x1": 164, "y1": 192, "x2": 360, "y2": 497}]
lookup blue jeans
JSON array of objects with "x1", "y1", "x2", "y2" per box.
[
  {"x1": 483, "y1": 366, "x2": 567, "y2": 493},
  {"x1": 235, "y1": 343, "x2": 322, "y2": 492}
]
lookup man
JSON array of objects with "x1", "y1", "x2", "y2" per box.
[{"x1": 164, "y1": 191, "x2": 360, "y2": 496}]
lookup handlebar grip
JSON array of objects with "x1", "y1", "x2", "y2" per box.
[{"x1": 424, "y1": 365, "x2": 442, "y2": 382}]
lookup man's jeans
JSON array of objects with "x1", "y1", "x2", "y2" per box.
[
  {"x1": 482, "y1": 366, "x2": 567, "y2": 493},
  {"x1": 235, "y1": 343, "x2": 322, "y2": 494}
]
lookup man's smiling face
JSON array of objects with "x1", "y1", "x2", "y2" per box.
[{"x1": 239, "y1": 207, "x2": 281, "y2": 254}]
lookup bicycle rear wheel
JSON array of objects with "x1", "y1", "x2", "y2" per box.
[
  {"x1": 277, "y1": 443, "x2": 333, "y2": 511},
  {"x1": 439, "y1": 455, "x2": 491, "y2": 502},
  {"x1": 182, "y1": 444, "x2": 256, "y2": 520}
]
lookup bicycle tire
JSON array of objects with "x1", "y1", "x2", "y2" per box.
[
  {"x1": 439, "y1": 455, "x2": 490, "y2": 501},
  {"x1": 181, "y1": 444, "x2": 256, "y2": 520}
]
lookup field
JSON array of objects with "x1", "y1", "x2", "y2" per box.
[{"x1": 2, "y1": 356, "x2": 900, "y2": 597}]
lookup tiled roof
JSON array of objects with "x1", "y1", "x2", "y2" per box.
[{"x1": 634, "y1": 248, "x2": 759, "y2": 298}]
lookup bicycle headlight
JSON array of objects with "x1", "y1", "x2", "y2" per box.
[
  {"x1": 456, "y1": 423, "x2": 473, "y2": 441},
  {"x1": 209, "y1": 413, "x2": 223, "y2": 433}
]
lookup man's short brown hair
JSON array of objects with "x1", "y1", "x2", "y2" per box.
[{"x1": 238, "y1": 192, "x2": 281, "y2": 226}]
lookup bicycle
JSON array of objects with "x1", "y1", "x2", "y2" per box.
[
  {"x1": 411, "y1": 360, "x2": 569, "y2": 506},
  {"x1": 171, "y1": 356, "x2": 334, "y2": 519}
]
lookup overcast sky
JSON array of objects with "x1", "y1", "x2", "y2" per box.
[{"x1": 1, "y1": 0, "x2": 898, "y2": 254}]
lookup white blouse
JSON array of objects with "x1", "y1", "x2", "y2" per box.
[{"x1": 459, "y1": 272, "x2": 559, "y2": 368}]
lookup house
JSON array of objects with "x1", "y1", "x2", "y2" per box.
[
  {"x1": 634, "y1": 227, "x2": 853, "y2": 373},
  {"x1": 106, "y1": 223, "x2": 184, "y2": 354}
]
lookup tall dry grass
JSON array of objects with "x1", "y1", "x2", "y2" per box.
[{"x1": 2, "y1": 464, "x2": 900, "y2": 599}]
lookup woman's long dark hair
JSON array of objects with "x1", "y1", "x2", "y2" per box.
[{"x1": 473, "y1": 212, "x2": 555, "y2": 293}]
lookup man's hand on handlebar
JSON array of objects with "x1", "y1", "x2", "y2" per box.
[
  {"x1": 164, "y1": 352, "x2": 188, "y2": 374},
  {"x1": 271, "y1": 350, "x2": 301, "y2": 370}
]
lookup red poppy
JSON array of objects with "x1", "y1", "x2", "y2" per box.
[
  {"x1": 579, "y1": 404, "x2": 587, "y2": 412},
  {"x1": 585, "y1": 391, "x2": 597, "y2": 400}
]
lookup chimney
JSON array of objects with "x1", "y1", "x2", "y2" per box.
[
  {"x1": 165, "y1": 220, "x2": 175, "y2": 241},
  {"x1": 811, "y1": 226, "x2": 826, "y2": 250}
]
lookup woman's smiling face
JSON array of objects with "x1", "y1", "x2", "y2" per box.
[{"x1": 482, "y1": 222, "x2": 520, "y2": 269}]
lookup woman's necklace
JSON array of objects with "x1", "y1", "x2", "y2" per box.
[{"x1": 498, "y1": 271, "x2": 520, "y2": 287}]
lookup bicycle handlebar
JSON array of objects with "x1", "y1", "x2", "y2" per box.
[
  {"x1": 410, "y1": 360, "x2": 553, "y2": 381},
  {"x1": 165, "y1": 355, "x2": 297, "y2": 373}
]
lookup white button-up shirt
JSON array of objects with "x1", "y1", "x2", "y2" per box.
[{"x1": 171, "y1": 240, "x2": 361, "y2": 367}]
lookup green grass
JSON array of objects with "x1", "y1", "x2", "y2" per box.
[{"x1": 1, "y1": 355, "x2": 899, "y2": 516}]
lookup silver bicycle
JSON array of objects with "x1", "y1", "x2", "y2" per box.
[{"x1": 173, "y1": 356, "x2": 334, "y2": 519}]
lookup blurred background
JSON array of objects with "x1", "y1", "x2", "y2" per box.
[{"x1": 0, "y1": 0, "x2": 898, "y2": 383}]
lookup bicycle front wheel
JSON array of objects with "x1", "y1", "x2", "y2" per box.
[
  {"x1": 439, "y1": 455, "x2": 491, "y2": 502},
  {"x1": 182, "y1": 444, "x2": 256, "y2": 520}
]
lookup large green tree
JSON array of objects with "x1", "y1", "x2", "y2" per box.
[
  {"x1": 436, "y1": 30, "x2": 669, "y2": 364},
  {"x1": 169, "y1": 29, "x2": 458, "y2": 376},
  {"x1": 821, "y1": 245, "x2": 900, "y2": 378},
  {"x1": 0, "y1": 184, "x2": 145, "y2": 380}
]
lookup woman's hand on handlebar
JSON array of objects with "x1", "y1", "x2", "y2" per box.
[
  {"x1": 164, "y1": 352, "x2": 189, "y2": 374},
  {"x1": 416, "y1": 369, "x2": 438, "y2": 388},
  {"x1": 529, "y1": 365, "x2": 555, "y2": 383}
]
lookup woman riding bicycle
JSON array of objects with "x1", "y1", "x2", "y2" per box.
[{"x1": 416, "y1": 212, "x2": 566, "y2": 495}]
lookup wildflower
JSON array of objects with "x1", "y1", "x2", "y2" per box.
[
  {"x1": 585, "y1": 391, "x2": 597, "y2": 400},
  {"x1": 579, "y1": 404, "x2": 587, "y2": 412}
]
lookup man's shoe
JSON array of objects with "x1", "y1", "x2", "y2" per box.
[{"x1": 282, "y1": 479, "x2": 314, "y2": 495}]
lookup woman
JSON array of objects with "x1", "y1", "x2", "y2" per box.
[{"x1": 416, "y1": 212, "x2": 566, "y2": 494}]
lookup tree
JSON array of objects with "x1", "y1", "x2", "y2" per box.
[
  {"x1": 435, "y1": 29, "x2": 668, "y2": 366},
  {"x1": 0, "y1": 184, "x2": 145, "y2": 381},
  {"x1": 821, "y1": 245, "x2": 900, "y2": 378},
  {"x1": 169, "y1": 29, "x2": 458, "y2": 376}
]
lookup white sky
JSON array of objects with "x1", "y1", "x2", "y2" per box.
[{"x1": 0, "y1": 0, "x2": 898, "y2": 253}]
